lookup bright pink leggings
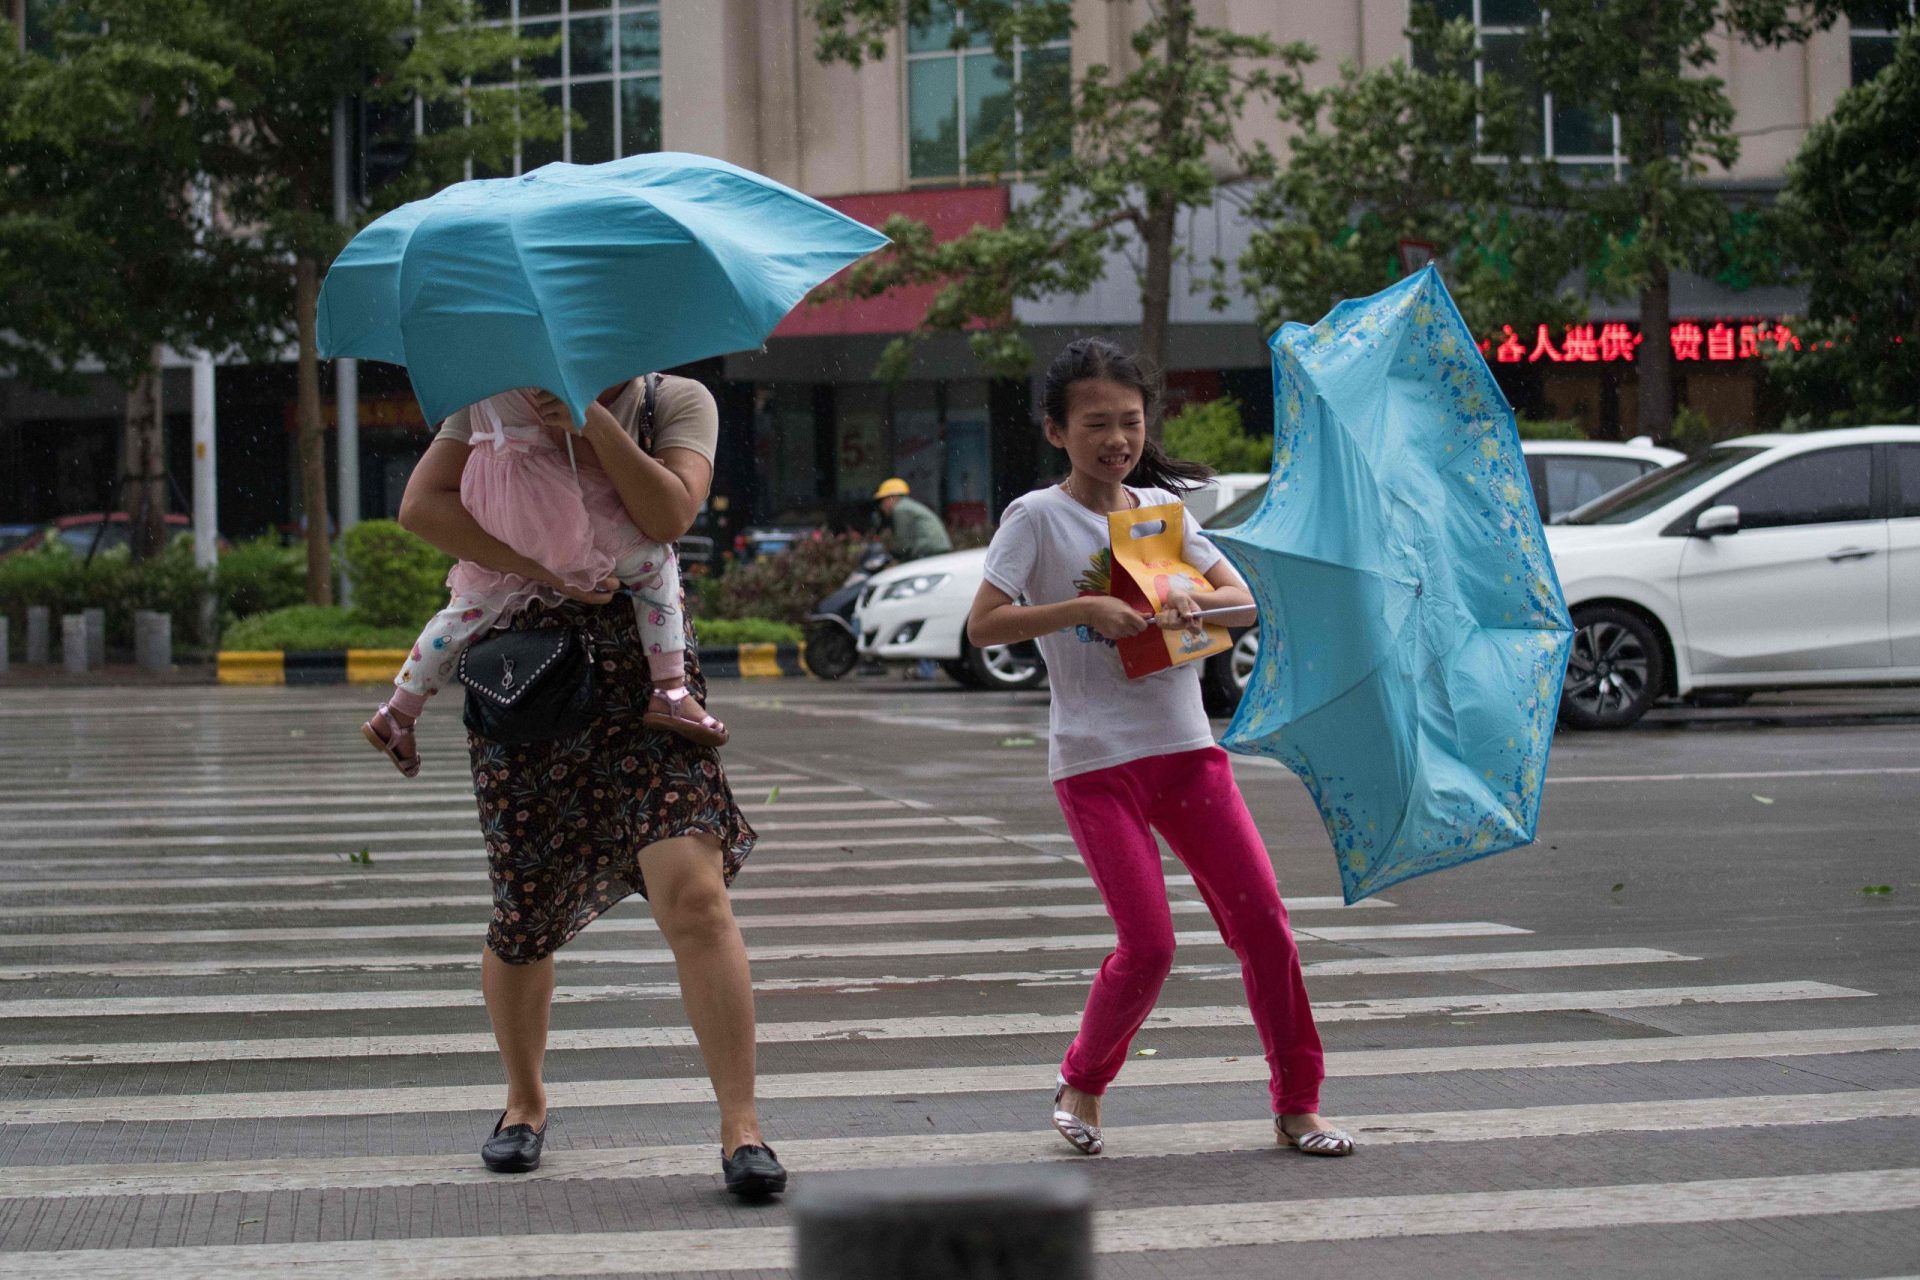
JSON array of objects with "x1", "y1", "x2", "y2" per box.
[{"x1": 1053, "y1": 746, "x2": 1325, "y2": 1115}]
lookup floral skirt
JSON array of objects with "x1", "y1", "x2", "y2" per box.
[{"x1": 468, "y1": 597, "x2": 755, "y2": 963}]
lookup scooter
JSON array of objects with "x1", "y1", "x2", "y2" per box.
[{"x1": 803, "y1": 542, "x2": 892, "y2": 679}]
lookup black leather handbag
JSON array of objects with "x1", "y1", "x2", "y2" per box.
[{"x1": 458, "y1": 623, "x2": 600, "y2": 745}]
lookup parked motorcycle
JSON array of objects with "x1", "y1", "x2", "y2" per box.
[{"x1": 803, "y1": 542, "x2": 892, "y2": 680}]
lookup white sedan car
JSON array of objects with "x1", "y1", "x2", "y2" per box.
[
  {"x1": 853, "y1": 440, "x2": 1682, "y2": 697},
  {"x1": 1546, "y1": 425, "x2": 1920, "y2": 728}
]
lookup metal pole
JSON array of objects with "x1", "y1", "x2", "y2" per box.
[
  {"x1": 192, "y1": 351, "x2": 218, "y2": 645},
  {"x1": 332, "y1": 98, "x2": 360, "y2": 604}
]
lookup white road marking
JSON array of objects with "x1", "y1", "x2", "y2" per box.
[
  {"x1": 0, "y1": 917, "x2": 1521, "y2": 953},
  {"x1": 1546, "y1": 766, "x2": 1920, "y2": 784},
  {"x1": 0, "y1": 882, "x2": 1376, "y2": 920},
  {"x1": 3, "y1": 1088, "x2": 1910, "y2": 1200},
  {"x1": 9, "y1": 1169, "x2": 1920, "y2": 1276},
  {"x1": 7, "y1": 800, "x2": 911, "y2": 830},
  {"x1": 4, "y1": 1025, "x2": 1912, "y2": 1125},
  {"x1": 0, "y1": 984, "x2": 1864, "y2": 1068},
  {"x1": 0, "y1": 949, "x2": 1690, "y2": 1019},
  {"x1": 0, "y1": 784, "x2": 867, "y2": 812}
]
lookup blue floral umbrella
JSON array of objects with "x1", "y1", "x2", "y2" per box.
[
  {"x1": 318, "y1": 152, "x2": 889, "y2": 427},
  {"x1": 1210, "y1": 267, "x2": 1572, "y2": 902}
]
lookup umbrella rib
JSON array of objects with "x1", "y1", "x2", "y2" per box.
[{"x1": 500, "y1": 194, "x2": 573, "y2": 417}]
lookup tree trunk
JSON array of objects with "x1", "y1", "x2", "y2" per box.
[
  {"x1": 119, "y1": 346, "x2": 168, "y2": 561},
  {"x1": 1137, "y1": 0, "x2": 1193, "y2": 437},
  {"x1": 294, "y1": 256, "x2": 334, "y2": 606},
  {"x1": 1637, "y1": 260, "x2": 1673, "y2": 441}
]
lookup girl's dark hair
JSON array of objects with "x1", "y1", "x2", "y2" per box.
[{"x1": 1041, "y1": 337, "x2": 1214, "y2": 493}]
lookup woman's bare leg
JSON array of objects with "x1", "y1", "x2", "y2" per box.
[
  {"x1": 640, "y1": 834, "x2": 763, "y2": 1151},
  {"x1": 482, "y1": 949, "x2": 555, "y2": 1128}
]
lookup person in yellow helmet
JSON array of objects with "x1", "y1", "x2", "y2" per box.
[{"x1": 874, "y1": 477, "x2": 953, "y2": 562}]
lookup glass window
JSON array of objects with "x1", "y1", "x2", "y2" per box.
[
  {"x1": 522, "y1": 84, "x2": 563, "y2": 170},
  {"x1": 1894, "y1": 445, "x2": 1920, "y2": 518},
  {"x1": 905, "y1": 4, "x2": 1071, "y2": 182},
  {"x1": 520, "y1": 0, "x2": 561, "y2": 17},
  {"x1": 1562, "y1": 446, "x2": 1764, "y2": 525},
  {"x1": 1715, "y1": 447, "x2": 1875, "y2": 529},
  {"x1": 1423, "y1": 0, "x2": 1623, "y2": 166},
  {"x1": 1542, "y1": 456, "x2": 1649, "y2": 521},
  {"x1": 474, "y1": 0, "x2": 511, "y2": 20},
  {"x1": 1849, "y1": 1, "x2": 1916, "y2": 83},
  {"x1": 908, "y1": 58, "x2": 962, "y2": 179},
  {"x1": 620, "y1": 75, "x2": 661, "y2": 156},
  {"x1": 571, "y1": 80, "x2": 614, "y2": 164},
  {"x1": 522, "y1": 19, "x2": 562, "y2": 80},
  {"x1": 570, "y1": 16, "x2": 613, "y2": 77},
  {"x1": 620, "y1": 9, "x2": 661, "y2": 73}
]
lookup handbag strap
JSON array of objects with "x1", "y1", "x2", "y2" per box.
[{"x1": 639, "y1": 371, "x2": 658, "y2": 454}]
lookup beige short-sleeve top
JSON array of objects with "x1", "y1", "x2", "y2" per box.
[{"x1": 433, "y1": 374, "x2": 719, "y2": 463}]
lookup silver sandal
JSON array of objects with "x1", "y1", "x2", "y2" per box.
[
  {"x1": 1275, "y1": 1116, "x2": 1355, "y2": 1157},
  {"x1": 1051, "y1": 1074, "x2": 1104, "y2": 1155}
]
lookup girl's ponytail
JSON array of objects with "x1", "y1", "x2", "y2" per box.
[{"x1": 1041, "y1": 338, "x2": 1215, "y2": 494}]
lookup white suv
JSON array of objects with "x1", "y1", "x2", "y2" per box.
[{"x1": 1545, "y1": 426, "x2": 1920, "y2": 728}]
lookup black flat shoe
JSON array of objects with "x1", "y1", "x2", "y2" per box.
[
  {"x1": 721, "y1": 1142, "x2": 788, "y2": 1196},
  {"x1": 482, "y1": 1110, "x2": 547, "y2": 1173}
]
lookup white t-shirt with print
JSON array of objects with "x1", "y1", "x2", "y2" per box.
[{"x1": 982, "y1": 484, "x2": 1224, "y2": 782}]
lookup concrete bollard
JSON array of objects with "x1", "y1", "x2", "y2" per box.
[
  {"x1": 794, "y1": 1167, "x2": 1092, "y2": 1280},
  {"x1": 62, "y1": 614, "x2": 90, "y2": 673},
  {"x1": 0, "y1": 616, "x2": 8, "y2": 676},
  {"x1": 83, "y1": 606, "x2": 106, "y2": 668},
  {"x1": 26, "y1": 606, "x2": 50, "y2": 664},
  {"x1": 135, "y1": 610, "x2": 172, "y2": 674}
]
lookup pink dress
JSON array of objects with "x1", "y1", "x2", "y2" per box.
[{"x1": 446, "y1": 391, "x2": 616, "y2": 616}]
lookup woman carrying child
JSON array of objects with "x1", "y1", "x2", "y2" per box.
[{"x1": 967, "y1": 338, "x2": 1354, "y2": 1159}]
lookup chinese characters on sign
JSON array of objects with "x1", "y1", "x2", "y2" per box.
[{"x1": 1485, "y1": 320, "x2": 1802, "y2": 366}]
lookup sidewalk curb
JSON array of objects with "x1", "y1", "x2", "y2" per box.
[{"x1": 216, "y1": 644, "x2": 810, "y2": 686}]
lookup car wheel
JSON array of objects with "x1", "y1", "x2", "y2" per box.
[
  {"x1": 941, "y1": 659, "x2": 981, "y2": 688},
  {"x1": 1203, "y1": 629, "x2": 1259, "y2": 716},
  {"x1": 962, "y1": 638, "x2": 1045, "y2": 691},
  {"x1": 802, "y1": 622, "x2": 858, "y2": 680},
  {"x1": 1560, "y1": 605, "x2": 1666, "y2": 730}
]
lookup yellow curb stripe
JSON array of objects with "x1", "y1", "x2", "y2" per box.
[
  {"x1": 345, "y1": 648, "x2": 410, "y2": 685},
  {"x1": 216, "y1": 651, "x2": 284, "y2": 686},
  {"x1": 736, "y1": 643, "x2": 784, "y2": 678}
]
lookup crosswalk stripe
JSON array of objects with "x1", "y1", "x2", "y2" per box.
[
  {"x1": 0, "y1": 853, "x2": 1082, "y2": 894},
  {"x1": 0, "y1": 949, "x2": 1694, "y2": 1019},
  {"x1": 5, "y1": 1088, "x2": 1912, "y2": 1201},
  {"x1": 6, "y1": 1025, "x2": 1913, "y2": 1125},
  {"x1": 9, "y1": 1169, "x2": 1919, "y2": 1277},
  {"x1": 0, "y1": 784, "x2": 869, "y2": 812},
  {"x1": 0, "y1": 814, "x2": 1003, "y2": 849},
  {"x1": 0, "y1": 833, "x2": 1026, "y2": 870},
  {"x1": 8, "y1": 799, "x2": 911, "y2": 830},
  {"x1": 0, "y1": 918, "x2": 1524, "y2": 955},
  {"x1": 0, "y1": 883, "x2": 1378, "y2": 920},
  {"x1": 0, "y1": 984, "x2": 1865, "y2": 1068}
]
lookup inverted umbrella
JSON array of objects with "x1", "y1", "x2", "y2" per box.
[
  {"x1": 1210, "y1": 266, "x2": 1572, "y2": 903},
  {"x1": 318, "y1": 152, "x2": 889, "y2": 427}
]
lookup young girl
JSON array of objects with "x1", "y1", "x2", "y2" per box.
[
  {"x1": 362, "y1": 386, "x2": 726, "y2": 776},
  {"x1": 968, "y1": 338, "x2": 1353, "y2": 1158}
]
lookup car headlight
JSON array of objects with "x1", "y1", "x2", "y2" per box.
[{"x1": 881, "y1": 573, "x2": 949, "y2": 600}]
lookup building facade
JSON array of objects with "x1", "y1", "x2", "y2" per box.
[{"x1": 2, "y1": 0, "x2": 1910, "y2": 540}]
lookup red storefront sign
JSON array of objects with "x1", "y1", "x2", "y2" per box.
[
  {"x1": 772, "y1": 186, "x2": 1010, "y2": 337},
  {"x1": 1484, "y1": 319, "x2": 1803, "y2": 366}
]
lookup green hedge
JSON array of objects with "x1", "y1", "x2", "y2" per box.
[
  {"x1": 0, "y1": 540, "x2": 210, "y2": 651},
  {"x1": 342, "y1": 520, "x2": 454, "y2": 627},
  {"x1": 221, "y1": 605, "x2": 422, "y2": 651},
  {"x1": 704, "y1": 533, "x2": 868, "y2": 625},
  {"x1": 694, "y1": 617, "x2": 803, "y2": 647}
]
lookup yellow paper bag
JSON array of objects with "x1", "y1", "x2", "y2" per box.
[{"x1": 1107, "y1": 501, "x2": 1231, "y2": 679}]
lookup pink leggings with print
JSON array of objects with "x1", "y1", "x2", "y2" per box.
[{"x1": 1054, "y1": 746, "x2": 1325, "y2": 1115}]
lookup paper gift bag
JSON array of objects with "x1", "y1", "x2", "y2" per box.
[{"x1": 1107, "y1": 501, "x2": 1231, "y2": 680}]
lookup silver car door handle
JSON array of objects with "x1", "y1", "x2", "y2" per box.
[{"x1": 1826, "y1": 546, "x2": 1877, "y2": 562}]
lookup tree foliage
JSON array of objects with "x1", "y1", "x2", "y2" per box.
[
  {"x1": 808, "y1": 0, "x2": 1310, "y2": 394},
  {"x1": 1766, "y1": 26, "x2": 1919, "y2": 425},
  {"x1": 1236, "y1": 10, "x2": 1580, "y2": 344},
  {"x1": 1161, "y1": 396, "x2": 1268, "y2": 473}
]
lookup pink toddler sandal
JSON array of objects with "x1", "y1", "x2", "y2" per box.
[
  {"x1": 361, "y1": 704, "x2": 421, "y2": 778},
  {"x1": 643, "y1": 686, "x2": 729, "y2": 748}
]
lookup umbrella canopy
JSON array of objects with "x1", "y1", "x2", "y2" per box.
[
  {"x1": 318, "y1": 152, "x2": 889, "y2": 427},
  {"x1": 1211, "y1": 266, "x2": 1572, "y2": 903}
]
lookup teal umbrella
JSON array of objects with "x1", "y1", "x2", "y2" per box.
[
  {"x1": 318, "y1": 152, "x2": 889, "y2": 427},
  {"x1": 1211, "y1": 267, "x2": 1572, "y2": 902}
]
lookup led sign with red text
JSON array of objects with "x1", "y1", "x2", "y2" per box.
[{"x1": 1481, "y1": 320, "x2": 1803, "y2": 366}]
